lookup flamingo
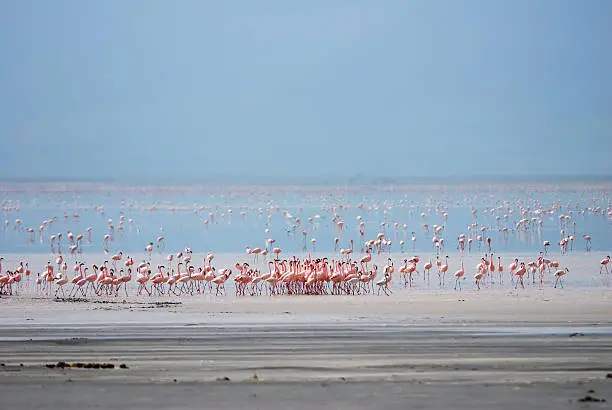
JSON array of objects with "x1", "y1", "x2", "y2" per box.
[
  {"x1": 583, "y1": 235, "x2": 592, "y2": 252},
  {"x1": 497, "y1": 256, "x2": 504, "y2": 284},
  {"x1": 543, "y1": 240, "x2": 551, "y2": 255},
  {"x1": 136, "y1": 268, "x2": 151, "y2": 296},
  {"x1": 474, "y1": 266, "x2": 486, "y2": 290},
  {"x1": 251, "y1": 247, "x2": 262, "y2": 262},
  {"x1": 514, "y1": 263, "x2": 527, "y2": 289},
  {"x1": 360, "y1": 254, "x2": 372, "y2": 270},
  {"x1": 145, "y1": 242, "x2": 154, "y2": 259},
  {"x1": 600, "y1": 255, "x2": 610, "y2": 274},
  {"x1": 439, "y1": 255, "x2": 449, "y2": 288},
  {"x1": 554, "y1": 268, "x2": 569, "y2": 288},
  {"x1": 156, "y1": 236, "x2": 165, "y2": 251},
  {"x1": 423, "y1": 259, "x2": 432, "y2": 285},
  {"x1": 489, "y1": 253, "x2": 495, "y2": 284},
  {"x1": 454, "y1": 261, "x2": 464, "y2": 291},
  {"x1": 376, "y1": 273, "x2": 392, "y2": 296},
  {"x1": 212, "y1": 269, "x2": 231, "y2": 296},
  {"x1": 102, "y1": 234, "x2": 111, "y2": 253},
  {"x1": 111, "y1": 251, "x2": 123, "y2": 269}
]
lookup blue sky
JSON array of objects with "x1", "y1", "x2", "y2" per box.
[{"x1": 0, "y1": 0, "x2": 610, "y2": 182}]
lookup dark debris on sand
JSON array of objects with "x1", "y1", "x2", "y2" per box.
[
  {"x1": 578, "y1": 395, "x2": 607, "y2": 403},
  {"x1": 45, "y1": 361, "x2": 127, "y2": 370},
  {"x1": 54, "y1": 297, "x2": 90, "y2": 303},
  {"x1": 54, "y1": 298, "x2": 182, "y2": 308}
]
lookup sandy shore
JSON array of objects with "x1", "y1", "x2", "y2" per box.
[{"x1": 1, "y1": 252, "x2": 612, "y2": 409}]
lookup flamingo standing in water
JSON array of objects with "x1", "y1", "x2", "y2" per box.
[
  {"x1": 56, "y1": 233, "x2": 63, "y2": 254},
  {"x1": 111, "y1": 251, "x2": 123, "y2": 269},
  {"x1": 439, "y1": 255, "x2": 449, "y2": 288},
  {"x1": 251, "y1": 247, "x2": 262, "y2": 262},
  {"x1": 423, "y1": 259, "x2": 432, "y2": 285},
  {"x1": 212, "y1": 269, "x2": 231, "y2": 296},
  {"x1": 102, "y1": 234, "x2": 111, "y2": 253},
  {"x1": 514, "y1": 263, "x2": 527, "y2": 289},
  {"x1": 54, "y1": 271, "x2": 69, "y2": 297},
  {"x1": 454, "y1": 261, "x2": 464, "y2": 290},
  {"x1": 489, "y1": 254, "x2": 496, "y2": 285},
  {"x1": 600, "y1": 255, "x2": 610, "y2": 274},
  {"x1": 68, "y1": 263, "x2": 85, "y2": 297},
  {"x1": 156, "y1": 236, "x2": 165, "y2": 251},
  {"x1": 543, "y1": 240, "x2": 551, "y2": 255},
  {"x1": 554, "y1": 268, "x2": 569, "y2": 288},
  {"x1": 145, "y1": 243, "x2": 154, "y2": 260},
  {"x1": 404, "y1": 260, "x2": 418, "y2": 288},
  {"x1": 376, "y1": 273, "x2": 392, "y2": 295},
  {"x1": 583, "y1": 235, "x2": 592, "y2": 252},
  {"x1": 116, "y1": 268, "x2": 132, "y2": 297},
  {"x1": 474, "y1": 264, "x2": 486, "y2": 290},
  {"x1": 136, "y1": 266, "x2": 151, "y2": 296}
]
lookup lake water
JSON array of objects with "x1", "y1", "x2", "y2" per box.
[{"x1": 1, "y1": 181, "x2": 610, "y2": 255}]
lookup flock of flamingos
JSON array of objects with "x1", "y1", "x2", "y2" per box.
[{"x1": 0, "y1": 187, "x2": 611, "y2": 299}]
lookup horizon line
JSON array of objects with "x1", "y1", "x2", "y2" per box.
[{"x1": 1, "y1": 174, "x2": 612, "y2": 186}]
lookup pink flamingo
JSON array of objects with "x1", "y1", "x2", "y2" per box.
[
  {"x1": 583, "y1": 235, "x2": 592, "y2": 252},
  {"x1": 514, "y1": 263, "x2": 527, "y2": 289},
  {"x1": 454, "y1": 261, "x2": 464, "y2": 290},
  {"x1": 600, "y1": 255, "x2": 610, "y2": 274},
  {"x1": 554, "y1": 268, "x2": 569, "y2": 288}
]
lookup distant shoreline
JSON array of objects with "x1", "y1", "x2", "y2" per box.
[
  {"x1": 0, "y1": 178, "x2": 611, "y2": 195},
  {"x1": 0, "y1": 174, "x2": 611, "y2": 187}
]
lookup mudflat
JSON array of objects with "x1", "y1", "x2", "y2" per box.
[{"x1": 1, "y1": 290, "x2": 612, "y2": 409}]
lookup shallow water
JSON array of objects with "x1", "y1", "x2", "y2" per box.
[{"x1": 1, "y1": 181, "x2": 610, "y2": 256}]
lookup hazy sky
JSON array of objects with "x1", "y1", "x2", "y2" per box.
[{"x1": 1, "y1": 0, "x2": 610, "y2": 182}]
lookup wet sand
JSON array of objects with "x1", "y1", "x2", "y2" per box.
[{"x1": 1, "y1": 285, "x2": 612, "y2": 409}]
